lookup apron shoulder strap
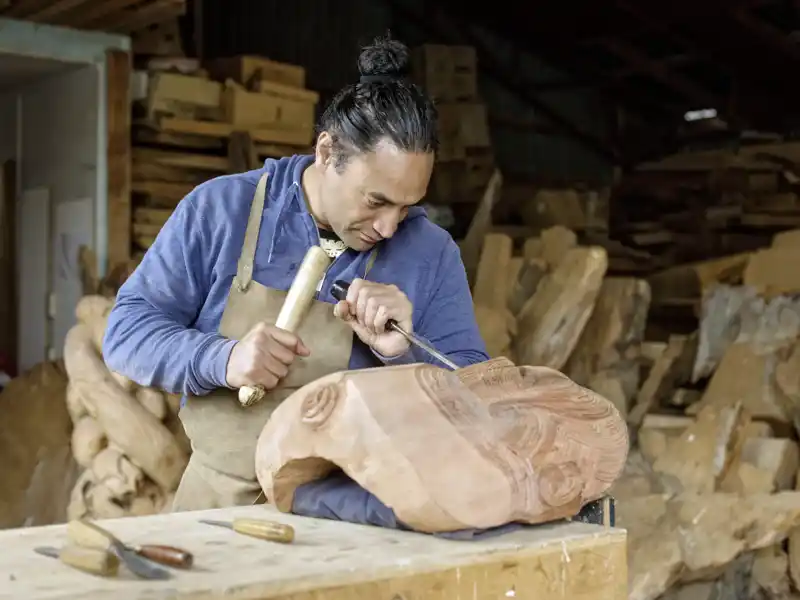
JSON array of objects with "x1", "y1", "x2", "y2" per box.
[{"x1": 235, "y1": 172, "x2": 269, "y2": 292}]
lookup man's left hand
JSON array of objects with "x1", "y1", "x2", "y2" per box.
[{"x1": 332, "y1": 279, "x2": 412, "y2": 358}]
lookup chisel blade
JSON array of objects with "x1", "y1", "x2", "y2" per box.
[
  {"x1": 199, "y1": 519, "x2": 234, "y2": 531},
  {"x1": 330, "y1": 279, "x2": 458, "y2": 370},
  {"x1": 34, "y1": 546, "x2": 60, "y2": 560},
  {"x1": 386, "y1": 322, "x2": 458, "y2": 370}
]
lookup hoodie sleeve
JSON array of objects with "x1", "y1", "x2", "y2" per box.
[
  {"x1": 374, "y1": 237, "x2": 490, "y2": 368},
  {"x1": 102, "y1": 181, "x2": 238, "y2": 397}
]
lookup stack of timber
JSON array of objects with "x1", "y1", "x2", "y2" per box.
[
  {"x1": 467, "y1": 166, "x2": 800, "y2": 597},
  {"x1": 608, "y1": 141, "x2": 800, "y2": 276},
  {"x1": 130, "y1": 55, "x2": 317, "y2": 257},
  {"x1": 411, "y1": 44, "x2": 495, "y2": 206},
  {"x1": 0, "y1": 0, "x2": 185, "y2": 34},
  {"x1": 500, "y1": 139, "x2": 800, "y2": 283}
]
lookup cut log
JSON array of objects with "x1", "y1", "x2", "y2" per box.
[
  {"x1": 628, "y1": 333, "x2": 697, "y2": 431},
  {"x1": 514, "y1": 246, "x2": 608, "y2": 369},
  {"x1": 565, "y1": 277, "x2": 651, "y2": 415},
  {"x1": 689, "y1": 342, "x2": 790, "y2": 432},
  {"x1": 651, "y1": 402, "x2": 749, "y2": 495}
]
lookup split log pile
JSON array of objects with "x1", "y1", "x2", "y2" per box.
[
  {"x1": 612, "y1": 228, "x2": 800, "y2": 599},
  {"x1": 468, "y1": 163, "x2": 800, "y2": 597},
  {"x1": 465, "y1": 172, "x2": 649, "y2": 418},
  {"x1": 64, "y1": 295, "x2": 190, "y2": 520}
]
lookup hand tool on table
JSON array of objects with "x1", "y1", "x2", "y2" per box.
[
  {"x1": 66, "y1": 519, "x2": 173, "y2": 579},
  {"x1": 238, "y1": 245, "x2": 332, "y2": 407},
  {"x1": 34, "y1": 544, "x2": 120, "y2": 577},
  {"x1": 330, "y1": 279, "x2": 459, "y2": 370},
  {"x1": 199, "y1": 518, "x2": 295, "y2": 544}
]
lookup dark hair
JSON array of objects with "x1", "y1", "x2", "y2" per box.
[{"x1": 316, "y1": 34, "x2": 438, "y2": 171}]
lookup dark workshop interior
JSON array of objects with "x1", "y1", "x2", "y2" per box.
[{"x1": 0, "y1": 1, "x2": 800, "y2": 598}]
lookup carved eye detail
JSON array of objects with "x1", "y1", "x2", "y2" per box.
[
  {"x1": 300, "y1": 384, "x2": 339, "y2": 428},
  {"x1": 538, "y1": 462, "x2": 582, "y2": 508}
]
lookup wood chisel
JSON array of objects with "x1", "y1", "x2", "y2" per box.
[
  {"x1": 330, "y1": 280, "x2": 458, "y2": 370},
  {"x1": 199, "y1": 518, "x2": 295, "y2": 543},
  {"x1": 66, "y1": 519, "x2": 172, "y2": 579},
  {"x1": 34, "y1": 544, "x2": 120, "y2": 577},
  {"x1": 238, "y1": 245, "x2": 332, "y2": 407},
  {"x1": 67, "y1": 518, "x2": 193, "y2": 569}
]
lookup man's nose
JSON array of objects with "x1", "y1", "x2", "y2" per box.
[{"x1": 374, "y1": 214, "x2": 400, "y2": 239}]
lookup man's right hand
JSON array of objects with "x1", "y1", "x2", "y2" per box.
[{"x1": 225, "y1": 323, "x2": 310, "y2": 390}]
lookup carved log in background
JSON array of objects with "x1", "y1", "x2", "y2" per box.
[{"x1": 64, "y1": 295, "x2": 190, "y2": 520}]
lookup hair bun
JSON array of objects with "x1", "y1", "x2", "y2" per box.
[{"x1": 357, "y1": 34, "x2": 410, "y2": 78}]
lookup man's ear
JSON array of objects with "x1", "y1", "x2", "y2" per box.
[{"x1": 315, "y1": 131, "x2": 334, "y2": 170}]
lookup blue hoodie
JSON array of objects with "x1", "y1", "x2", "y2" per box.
[{"x1": 103, "y1": 154, "x2": 489, "y2": 399}]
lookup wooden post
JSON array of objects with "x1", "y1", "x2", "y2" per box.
[{"x1": 105, "y1": 49, "x2": 132, "y2": 269}]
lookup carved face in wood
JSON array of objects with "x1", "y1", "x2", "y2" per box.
[{"x1": 255, "y1": 358, "x2": 629, "y2": 533}]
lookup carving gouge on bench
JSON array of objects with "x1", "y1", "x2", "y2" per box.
[
  {"x1": 66, "y1": 519, "x2": 174, "y2": 579},
  {"x1": 34, "y1": 544, "x2": 120, "y2": 577},
  {"x1": 199, "y1": 518, "x2": 295, "y2": 544},
  {"x1": 330, "y1": 280, "x2": 458, "y2": 371}
]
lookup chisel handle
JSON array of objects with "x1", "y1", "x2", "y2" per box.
[
  {"x1": 59, "y1": 544, "x2": 120, "y2": 577},
  {"x1": 238, "y1": 245, "x2": 332, "y2": 407},
  {"x1": 232, "y1": 518, "x2": 295, "y2": 543},
  {"x1": 133, "y1": 545, "x2": 194, "y2": 569},
  {"x1": 68, "y1": 519, "x2": 194, "y2": 569}
]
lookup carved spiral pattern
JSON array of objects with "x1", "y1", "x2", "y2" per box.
[
  {"x1": 300, "y1": 383, "x2": 339, "y2": 429},
  {"x1": 538, "y1": 462, "x2": 582, "y2": 508}
]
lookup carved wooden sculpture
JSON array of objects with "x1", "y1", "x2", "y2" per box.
[{"x1": 255, "y1": 357, "x2": 629, "y2": 533}]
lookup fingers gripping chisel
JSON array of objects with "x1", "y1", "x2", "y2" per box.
[{"x1": 330, "y1": 280, "x2": 458, "y2": 370}]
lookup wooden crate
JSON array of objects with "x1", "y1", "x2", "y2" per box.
[{"x1": 412, "y1": 44, "x2": 478, "y2": 102}]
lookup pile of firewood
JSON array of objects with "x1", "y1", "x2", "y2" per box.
[
  {"x1": 613, "y1": 228, "x2": 800, "y2": 600},
  {"x1": 470, "y1": 176, "x2": 800, "y2": 598},
  {"x1": 63, "y1": 295, "x2": 190, "y2": 520}
]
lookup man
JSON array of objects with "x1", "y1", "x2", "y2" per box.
[{"x1": 103, "y1": 36, "x2": 489, "y2": 511}]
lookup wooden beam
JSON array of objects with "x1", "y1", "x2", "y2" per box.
[
  {"x1": 388, "y1": 0, "x2": 618, "y2": 163},
  {"x1": 63, "y1": 0, "x2": 141, "y2": 27},
  {"x1": 2, "y1": 0, "x2": 49, "y2": 17},
  {"x1": 528, "y1": 54, "x2": 696, "y2": 92},
  {"x1": 106, "y1": 49, "x2": 132, "y2": 267},
  {"x1": 91, "y1": 0, "x2": 185, "y2": 33},
  {"x1": 731, "y1": 7, "x2": 800, "y2": 61},
  {"x1": 24, "y1": 0, "x2": 92, "y2": 21},
  {"x1": 602, "y1": 39, "x2": 722, "y2": 109}
]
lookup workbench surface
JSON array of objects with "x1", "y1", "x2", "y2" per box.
[{"x1": 0, "y1": 505, "x2": 628, "y2": 600}]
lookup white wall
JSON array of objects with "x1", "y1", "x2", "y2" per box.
[
  {"x1": 14, "y1": 65, "x2": 99, "y2": 368},
  {"x1": 0, "y1": 19, "x2": 130, "y2": 372}
]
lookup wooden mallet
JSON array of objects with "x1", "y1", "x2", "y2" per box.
[{"x1": 237, "y1": 245, "x2": 332, "y2": 407}]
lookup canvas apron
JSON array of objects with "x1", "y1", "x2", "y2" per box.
[{"x1": 172, "y1": 172, "x2": 375, "y2": 512}]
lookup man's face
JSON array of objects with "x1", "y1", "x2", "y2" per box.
[{"x1": 315, "y1": 136, "x2": 434, "y2": 251}]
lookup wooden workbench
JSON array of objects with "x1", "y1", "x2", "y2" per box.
[{"x1": 0, "y1": 505, "x2": 628, "y2": 600}]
